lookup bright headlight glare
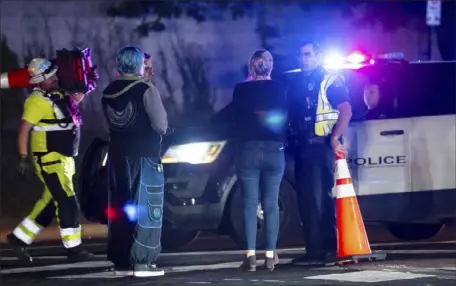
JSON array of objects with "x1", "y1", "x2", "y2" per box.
[{"x1": 161, "y1": 141, "x2": 227, "y2": 164}]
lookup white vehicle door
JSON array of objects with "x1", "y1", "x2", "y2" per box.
[
  {"x1": 405, "y1": 62, "x2": 456, "y2": 220},
  {"x1": 344, "y1": 118, "x2": 412, "y2": 220},
  {"x1": 336, "y1": 65, "x2": 413, "y2": 221}
]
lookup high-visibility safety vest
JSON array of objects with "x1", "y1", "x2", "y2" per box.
[
  {"x1": 32, "y1": 91, "x2": 75, "y2": 132},
  {"x1": 314, "y1": 73, "x2": 342, "y2": 136},
  {"x1": 31, "y1": 89, "x2": 80, "y2": 156}
]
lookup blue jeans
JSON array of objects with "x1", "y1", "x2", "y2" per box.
[
  {"x1": 235, "y1": 141, "x2": 285, "y2": 251},
  {"x1": 107, "y1": 155, "x2": 164, "y2": 267}
]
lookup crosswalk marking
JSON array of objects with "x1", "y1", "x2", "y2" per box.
[
  {"x1": 48, "y1": 261, "x2": 244, "y2": 279},
  {"x1": 305, "y1": 270, "x2": 436, "y2": 283},
  {"x1": 0, "y1": 261, "x2": 113, "y2": 274},
  {"x1": 48, "y1": 272, "x2": 123, "y2": 279},
  {"x1": 0, "y1": 254, "x2": 107, "y2": 261}
]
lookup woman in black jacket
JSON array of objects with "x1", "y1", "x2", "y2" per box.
[{"x1": 232, "y1": 50, "x2": 288, "y2": 271}]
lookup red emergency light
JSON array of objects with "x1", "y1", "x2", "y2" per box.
[{"x1": 105, "y1": 207, "x2": 116, "y2": 221}]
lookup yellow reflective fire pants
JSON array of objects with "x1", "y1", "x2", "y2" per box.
[{"x1": 12, "y1": 152, "x2": 82, "y2": 249}]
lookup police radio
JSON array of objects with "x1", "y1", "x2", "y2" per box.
[{"x1": 0, "y1": 47, "x2": 99, "y2": 93}]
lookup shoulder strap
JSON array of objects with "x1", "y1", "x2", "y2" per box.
[{"x1": 103, "y1": 80, "x2": 150, "y2": 99}]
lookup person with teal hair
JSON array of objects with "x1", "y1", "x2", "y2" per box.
[{"x1": 102, "y1": 45, "x2": 168, "y2": 277}]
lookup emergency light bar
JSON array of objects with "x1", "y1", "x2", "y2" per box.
[{"x1": 323, "y1": 51, "x2": 405, "y2": 70}]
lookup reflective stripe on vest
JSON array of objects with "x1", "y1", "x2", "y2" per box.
[
  {"x1": 314, "y1": 73, "x2": 341, "y2": 136},
  {"x1": 31, "y1": 91, "x2": 74, "y2": 132},
  {"x1": 33, "y1": 124, "x2": 74, "y2": 131}
]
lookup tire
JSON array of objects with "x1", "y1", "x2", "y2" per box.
[
  {"x1": 387, "y1": 223, "x2": 445, "y2": 241},
  {"x1": 161, "y1": 223, "x2": 199, "y2": 251},
  {"x1": 78, "y1": 138, "x2": 109, "y2": 223},
  {"x1": 227, "y1": 179, "x2": 302, "y2": 249}
]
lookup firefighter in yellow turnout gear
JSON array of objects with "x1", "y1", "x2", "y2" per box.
[{"x1": 7, "y1": 58, "x2": 94, "y2": 262}]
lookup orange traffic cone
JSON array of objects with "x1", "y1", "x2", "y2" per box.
[
  {"x1": 335, "y1": 152, "x2": 386, "y2": 263},
  {"x1": 0, "y1": 68, "x2": 31, "y2": 89}
]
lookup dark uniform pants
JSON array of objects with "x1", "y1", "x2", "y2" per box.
[
  {"x1": 294, "y1": 140, "x2": 337, "y2": 258},
  {"x1": 107, "y1": 154, "x2": 164, "y2": 267},
  {"x1": 12, "y1": 152, "x2": 81, "y2": 249}
]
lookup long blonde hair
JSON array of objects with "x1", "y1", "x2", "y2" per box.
[{"x1": 247, "y1": 50, "x2": 273, "y2": 81}]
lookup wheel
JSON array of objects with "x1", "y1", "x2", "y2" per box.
[
  {"x1": 161, "y1": 225, "x2": 199, "y2": 251},
  {"x1": 227, "y1": 179, "x2": 302, "y2": 249},
  {"x1": 387, "y1": 223, "x2": 445, "y2": 241},
  {"x1": 78, "y1": 138, "x2": 109, "y2": 223}
]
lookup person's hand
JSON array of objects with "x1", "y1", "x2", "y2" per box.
[
  {"x1": 71, "y1": 92, "x2": 86, "y2": 104},
  {"x1": 16, "y1": 155, "x2": 31, "y2": 179},
  {"x1": 330, "y1": 137, "x2": 346, "y2": 157}
]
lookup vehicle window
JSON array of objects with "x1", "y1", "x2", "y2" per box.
[
  {"x1": 344, "y1": 65, "x2": 400, "y2": 121},
  {"x1": 399, "y1": 62, "x2": 456, "y2": 117}
]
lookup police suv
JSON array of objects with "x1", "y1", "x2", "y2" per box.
[{"x1": 79, "y1": 54, "x2": 456, "y2": 250}]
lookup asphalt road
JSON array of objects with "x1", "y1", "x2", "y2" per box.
[
  {"x1": 1, "y1": 222, "x2": 456, "y2": 286},
  {"x1": 1, "y1": 242, "x2": 456, "y2": 285}
]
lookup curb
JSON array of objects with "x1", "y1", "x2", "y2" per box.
[{"x1": 0, "y1": 224, "x2": 107, "y2": 244}]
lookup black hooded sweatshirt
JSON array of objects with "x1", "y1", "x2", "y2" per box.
[{"x1": 102, "y1": 76, "x2": 168, "y2": 160}]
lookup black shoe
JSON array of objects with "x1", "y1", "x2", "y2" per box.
[
  {"x1": 240, "y1": 255, "x2": 256, "y2": 272},
  {"x1": 66, "y1": 247, "x2": 96, "y2": 262},
  {"x1": 264, "y1": 252, "x2": 279, "y2": 271},
  {"x1": 322, "y1": 252, "x2": 341, "y2": 265},
  {"x1": 6, "y1": 233, "x2": 33, "y2": 262},
  {"x1": 134, "y1": 264, "x2": 165, "y2": 277}
]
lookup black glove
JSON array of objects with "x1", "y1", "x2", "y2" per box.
[{"x1": 16, "y1": 155, "x2": 31, "y2": 178}]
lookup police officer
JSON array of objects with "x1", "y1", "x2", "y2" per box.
[
  {"x1": 7, "y1": 58, "x2": 94, "y2": 262},
  {"x1": 286, "y1": 41, "x2": 352, "y2": 265}
]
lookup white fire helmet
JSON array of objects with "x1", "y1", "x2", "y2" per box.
[{"x1": 27, "y1": 58, "x2": 58, "y2": 84}]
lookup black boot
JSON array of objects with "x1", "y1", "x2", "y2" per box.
[
  {"x1": 6, "y1": 233, "x2": 33, "y2": 262},
  {"x1": 240, "y1": 255, "x2": 256, "y2": 272},
  {"x1": 265, "y1": 252, "x2": 279, "y2": 271},
  {"x1": 66, "y1": 246, "x2": 95, "y2": 262}
]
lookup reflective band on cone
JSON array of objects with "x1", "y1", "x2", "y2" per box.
[
  {"x1": 335, "y1": 159, "x2": 351, "y2": 181},
  {"x1": 0, "y1": 68, "x2": 31, "y2": 89}
]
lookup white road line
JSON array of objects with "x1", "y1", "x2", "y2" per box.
[
  {"x1": 430, "y1": 267, "x2": 456, "y2": 272},
  {"x1": 48, "y1": 272, "x2": 123, "y2": 279},
  {"x1": 2, "y1": 240, "x2": 454, "y2": 254},
  {"x1": 47, "y1": 261, "x2": 243, "y2": 279},
  {"x1": 2, "y1": 248, "x2": 455, "y2": 263},
  {"x1": 305, "y1": 270, "x2": 436, "y2": 283},
  {"x1": 0, "y1": 261, "x2": 113, "y2": 274},
  {"x1": 167, "y1": 261, "x2": 243, "y2": 273},
  {"x1": 0, "y1": 254, "x2": 107, "y2": 261}
]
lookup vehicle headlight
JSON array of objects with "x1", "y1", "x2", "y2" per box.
[{"x1": 161, "y1": 141, "x2": 227, "y2": 164}]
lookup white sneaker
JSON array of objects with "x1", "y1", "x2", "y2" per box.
[{"x1": 134, "y1": 264, "x2": 165, "y2": 277}]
